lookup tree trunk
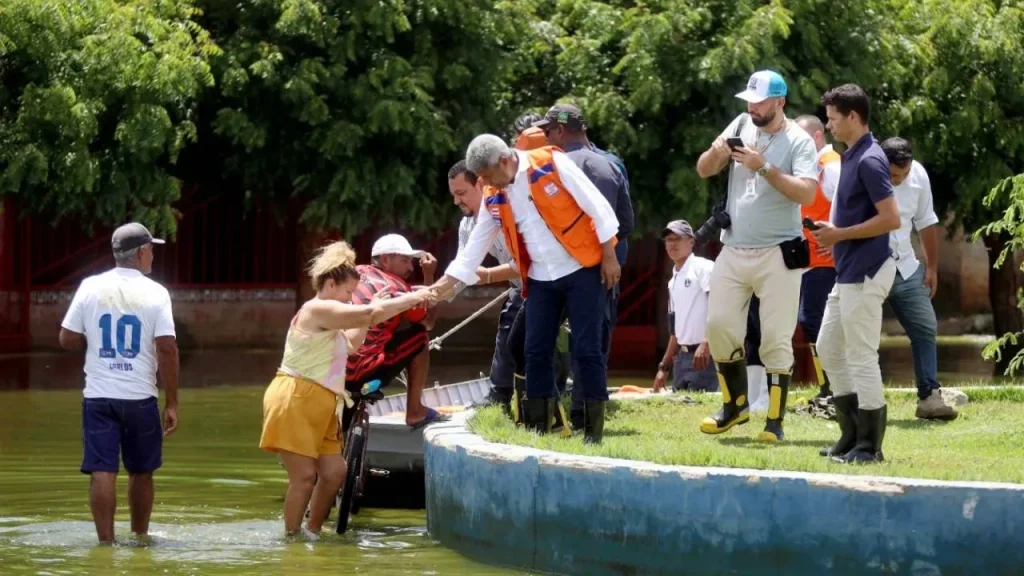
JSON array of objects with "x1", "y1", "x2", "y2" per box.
[
  {"x1": 984, "y1": 233, "x2": 1024, "y2": 376},
  {"x1": 296, "y1": 226, "x2": 330, "y2": 309}
]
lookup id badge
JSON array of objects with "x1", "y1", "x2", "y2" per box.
[{"x1": 744, "y1": 175, "x2": 757, "y2": 198}]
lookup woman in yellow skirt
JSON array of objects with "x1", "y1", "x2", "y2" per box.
[{"x1": 260, "y1": 241, "x2": 433, "y2": 536}]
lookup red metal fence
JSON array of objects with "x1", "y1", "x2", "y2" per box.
[{"x1": 0, "y1": 193, "x2": 665, "y2": 363}]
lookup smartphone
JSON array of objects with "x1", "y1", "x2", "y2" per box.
[
  {"x1": 726, "y1": 137, "x2": 744, "y2": 150},
  {"x1": 802, "y1": 217, "x2": 821, "y2": 231}
]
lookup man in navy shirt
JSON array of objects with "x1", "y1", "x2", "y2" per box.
[
  {"x1": 536, "y1": 103, "x2": 635, "y2": 429},
  {"x1": 811, "y1": 84, "x2": 902, "y2": 464}
]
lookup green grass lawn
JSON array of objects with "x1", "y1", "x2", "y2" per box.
[{"x1": 468, "y1": 386, "x2": 1024, "y2": 484}]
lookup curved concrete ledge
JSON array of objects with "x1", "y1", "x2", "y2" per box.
[{"x1": 424, "y1": 414, "x2": 1024, "y2": 576}]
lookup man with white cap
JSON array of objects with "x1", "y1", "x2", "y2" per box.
[
  {"x1": 345, "y1": 233, "x2": 444, "y2": 430},
  {"x1": 695, "y1": 70, "x2": 818, "y2": 442},
  {"x1": 59, "y1": 222, "x2": 179, "y2": 543}
]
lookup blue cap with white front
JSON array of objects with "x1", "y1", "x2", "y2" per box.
[{"x1": 735, "y1": 70, "x2": 788, "y2": 103}]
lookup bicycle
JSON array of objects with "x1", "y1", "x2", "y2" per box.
[{"x1": 334, "y1": 378, "x2": 386, "y2": 534}]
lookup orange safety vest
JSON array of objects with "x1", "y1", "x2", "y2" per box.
[
  {"x1": 515, "y1": 127, "x2": 547, "y2": 151},
  {"x1": 802, "y1": 149, "x2": 841, "y2": 269},
  {"x1": 483, "y1": 146, "x2": 613, "y2": 297}
]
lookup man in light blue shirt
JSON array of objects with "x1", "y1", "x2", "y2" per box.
[{"x1": 694, "y1": 70, "x2": 818, "y2": 443}]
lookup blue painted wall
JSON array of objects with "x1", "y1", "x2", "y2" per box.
[{"x1": 425, "y1": 429, "x2": 1024, "y2": 576}]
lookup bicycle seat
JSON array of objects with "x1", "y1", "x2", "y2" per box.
[{"x1": 362, "y1": 390, "x2": 385, "y2": 404}]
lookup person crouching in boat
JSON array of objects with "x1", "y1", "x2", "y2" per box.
[{"x1": 259, "y1": 241, "x2": 434, "y2": 537}]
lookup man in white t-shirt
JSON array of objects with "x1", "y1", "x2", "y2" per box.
[
  {"x1": 653, "y1": 221, "x2": 716, "y2": 392},
  {"x1": 59, "y1": 222, "x2": 179, "y2": 543},
  {"x1": 880, "y1": 138, "x2": 957, "y2": 420}
]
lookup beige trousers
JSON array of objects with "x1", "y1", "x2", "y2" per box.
[
  {"x1": 816, "y1": 257, "x2": 897, "y2": 410},
  {"x1": 706, "y1": 246, "x2": 802, "y2": 371}
]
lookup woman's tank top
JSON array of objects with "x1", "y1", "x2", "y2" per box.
[{"x1": 278, "y1": 316, "x2": 349, "y2": 395}]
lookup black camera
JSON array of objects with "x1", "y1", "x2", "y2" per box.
[{"x1": 695, "y1": 200, "x2": 731, "y2": 245}]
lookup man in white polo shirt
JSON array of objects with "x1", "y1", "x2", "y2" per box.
[
  {"x1": 880, "y1": 137, "x2": 957, "y2": 420},
  {"x1": 653, "y1": 220, "x2": 717, "y2": 392},
  {"x1": 59, "y1": 222, "x2": 179, "y2": 543}
]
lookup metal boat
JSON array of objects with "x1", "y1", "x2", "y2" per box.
[{"x1": 363, "y1": 376, "x2": 491, "y2": 473}]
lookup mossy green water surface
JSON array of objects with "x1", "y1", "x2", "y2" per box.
[{"x1": 0, "y1": 386, "x2": 528, "y2": 575}]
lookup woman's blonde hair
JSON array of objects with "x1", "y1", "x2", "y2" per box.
[{"x1": 308, "y1": 241, "x2": 360, "y2": 292}]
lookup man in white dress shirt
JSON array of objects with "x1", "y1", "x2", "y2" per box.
[
  {"x1": 430, "y1": 134, "x2": 620, "y2": 443},
  {"x1": 446, "y1": 160, "x2": 522, "y2": 415},
  {"x1": 880, "y1": 137, "x2": 957, "y2": 420},
  {"x1": 653, "y1": 220, "x2": 717, "y2": 393}
]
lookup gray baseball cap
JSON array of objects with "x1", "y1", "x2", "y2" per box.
[
  {"x1": 111, "y1": 222, "x2": 165, "y2": 252},
  {"x1": 662, "y1": 220, "x2": 694, "y2": 238}
]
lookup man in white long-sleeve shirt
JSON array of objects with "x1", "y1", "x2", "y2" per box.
[{"x1": 430, "y1": 134, "x2": 620, "y2": 443}]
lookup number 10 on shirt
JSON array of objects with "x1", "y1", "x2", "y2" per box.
[{"x1": 98, "y1": 313, "x2": 142, "y2": 359}]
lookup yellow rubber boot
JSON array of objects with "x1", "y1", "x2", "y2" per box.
[{"x1": 700, "y1": 358, "x2": 750, "y2": 435}]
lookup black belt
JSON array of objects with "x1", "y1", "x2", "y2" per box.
[{"x1": 680, "y1": 344, "x2": 701, "y2": 353}]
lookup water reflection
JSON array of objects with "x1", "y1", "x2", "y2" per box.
[{"x1": 0, "y1": 336, "x2": 1003, "y2": 392}]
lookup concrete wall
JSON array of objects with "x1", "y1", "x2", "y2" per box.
[
  {"x1": 425, "y1": 418, "x2": 1024, "y2": 576},
  {"x1": 27, "y1": 285, "x2": 512, "y2": 350}
]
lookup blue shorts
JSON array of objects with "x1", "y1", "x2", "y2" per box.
[{"x1": 81, "y1": 397, "x2": 163, "y2": 475}]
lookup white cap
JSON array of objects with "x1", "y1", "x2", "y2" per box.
[
  {"x1": 371, "y1": 234, "x2": 425, "y2": 258},
  {"x1": 734, "y1": 70, "x2": 788, "y2": 103}
]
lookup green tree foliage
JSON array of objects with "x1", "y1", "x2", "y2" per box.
[
  {"x1": 0, "y1": 0, "x2": 217, "y2": 235},
  {"x1": 506, "y1": 0, "x2": 918, "y2": 233},
  {"x1": 975, "y1": 174, "x2": 1024, "y2": 375},
  {"x1": 188, "y1": 0, "x2": 529, "y2": 234}
]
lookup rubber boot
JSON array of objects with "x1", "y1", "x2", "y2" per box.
[
  {"x1": 836, "y1": 405, "x2": 887, "y2": 464},
  {"x1": 488, "y1": 387, "x2": 514, "y2": 420},
  {"x1": 819, "y1": 393, "x2": 858, "y2": 457},
  {"x1": 758, "y1": 371, "x2": 790, "y2": 442},
  {"x1": 583, "y1": 401, "x2": 605, "y2": 444},
  {"x1": 511, "y1": 374, "x2": 527, "y2": 425},
  {"x1": 521, "y1": 398, "x2": 554, "y2": 434},
  {"x1": 809, "y1": 343, "x2": 832, "y2": 398},
  {"x1": 551, "y1": 397, "x2": 572, "y2": 438},
  {"x1": 700, "y1": 358, "x2": 750, "y2": 435}
]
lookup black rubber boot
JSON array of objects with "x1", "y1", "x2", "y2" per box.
[
  {"x1": 488, "y1": 387, "x2": 514, "y2": 420},
  {"x1": 836, "y1": 405, "x2": 887, "y2": 464},
  {"x1": 569, "y1": 407, "x2": 584, "y2": 431},
  {"x1": 511, "y1": 374, "x2": 527, "y2": 425},
  {"x1": 809, "y1": 343, "x2": 832, "y2": 398},
  {"x1": 583, "y1": 401, "x2": 605, "y2": 444},
  {"x1": 521, "y1": 398, "x2": 554, "y2": 434},
  {"x1": 758, "y1": 371, "x2": 791, "y2": 442},
  {"x1": 699, "y1": 358, "x2": 749, "y2": 435},
  {"x1": 819, "y1": 393, "x2": 859, "y2": 457}
]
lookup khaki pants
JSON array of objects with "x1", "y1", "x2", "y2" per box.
[
  {"x1": 706, "y1": 246, "x2": 802, "y2": 371},
  {"x1": 816, "y1": 258, "x2": 897, "y2": 410}
]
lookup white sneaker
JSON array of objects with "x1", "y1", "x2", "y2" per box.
[{"x1": 746, "y1": 365, "x2": 769, "y2": 414}]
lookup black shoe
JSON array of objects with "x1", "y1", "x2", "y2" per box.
[
  {"x1": 521, "y1": 398, "x2": 554, "y2": 434},
  {"x1": 819, "y1": 394, "x2": 858, "y2": 457},
  {"x1": 583, "y1": 401, "x2": 605, "y2": 444},
  {"x1": 757, "y1": 371, "x2": 791, "y2": 442},
  {"x1": 836, "y1": 405, "x2": 887, "y2": 464}
]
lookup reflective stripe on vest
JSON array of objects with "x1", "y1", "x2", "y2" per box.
[{"x1": 802, "y1": 150, "x2": 841, "y2": 269}]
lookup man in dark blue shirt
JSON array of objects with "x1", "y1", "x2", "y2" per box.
[
  {"x1": 810, "y1": 83, "x2": 901, "y2": 465},
  {"x1": 535, "y1": 103, "x2": 635, "y2": 430}
]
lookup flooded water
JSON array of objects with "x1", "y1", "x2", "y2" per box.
[
  {"x1": 0, "y1": 336, "x2": 1003, "y2": 574},
  {"x1": 0, "y1": 386, "x2": 530, "y2": 575}
]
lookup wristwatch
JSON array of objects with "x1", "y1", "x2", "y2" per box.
[
  {"x1": 756, "y1": 162, "x2": 772, "y2": 177},
  {"x1": 658, "y1": 362, "x2": 671, "y2": 372}
]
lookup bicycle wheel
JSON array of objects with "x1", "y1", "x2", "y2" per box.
[{"x1": 335, "y1": 424, "x2": 366, "y2": 534}]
